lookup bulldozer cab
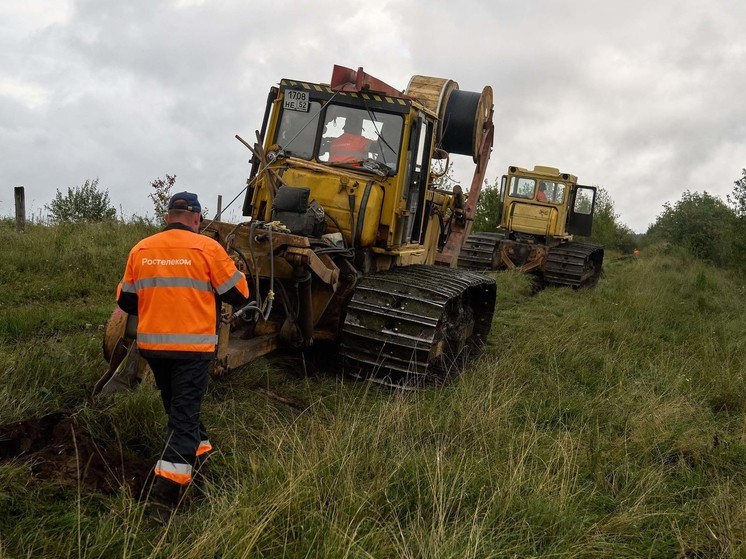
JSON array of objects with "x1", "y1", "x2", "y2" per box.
[
  {"x1": 242, "y1": 76, "x2": 440, "y2": 257},
  {"x1": 274, "y1": 97, "x2": 404, "y2": 172},
  {"x1": 241, "y1": 66, "x2": 493, "y2": 268},
  {"x1": 500, "y1": 165, "x2": 595, "y2": 242}
]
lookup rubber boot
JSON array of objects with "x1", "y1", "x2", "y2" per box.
[
  {"x1": 192, "y1": 453, "x2": 211, "y2": 496},
  {"x1": 147, "y1": 476, "x2": 183, "y2": 523}
]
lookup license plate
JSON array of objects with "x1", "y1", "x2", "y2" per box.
[{"x1": 283, "y1": 90, "x2": 309, "y2": 112}]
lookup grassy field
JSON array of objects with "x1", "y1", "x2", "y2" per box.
[{"x1": 1, "y1": 219, "x2": 746, "y2": 558}]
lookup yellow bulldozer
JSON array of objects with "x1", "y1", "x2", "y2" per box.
[
  {"x1": 458, "y1": 165, "x2": 604, "y2": 287},
  {"x1": 98, "y1": 65, "x2": 497, "y2": 392}
]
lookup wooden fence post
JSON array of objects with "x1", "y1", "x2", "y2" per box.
[
  {"x1": 14, "y1": 186, "x2": 26, "y2": 232},
  {"x1": 216, "y1": 194, "x2": 223, "y2": 221}
]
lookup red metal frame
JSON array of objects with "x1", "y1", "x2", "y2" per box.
[
  {"x1": 330, "y1": 65, "x2": 408, "y2": 98},
  {"x1": 435, "y1": 112, "x2": 495, "y2": 267}
]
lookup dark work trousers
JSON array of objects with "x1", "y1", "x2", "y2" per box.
[{"x1": 146, "y1": 357, "x2": 211, "y2": 473}]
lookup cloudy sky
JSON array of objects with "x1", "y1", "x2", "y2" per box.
[{"x1": 2, "y1": 0, "x2": 744, "y2": 232}]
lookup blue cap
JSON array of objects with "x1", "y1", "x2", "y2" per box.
[{"x1": 168, "y1": 191, "x2": 201, "y2": 213}]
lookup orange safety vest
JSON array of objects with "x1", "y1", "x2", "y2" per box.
[
  {"x1": 328, "y1": 133, "x2": 370, "y2": 162},
  {"x1": 117, "y1": 227, "x2": 249, "y2": 356}
]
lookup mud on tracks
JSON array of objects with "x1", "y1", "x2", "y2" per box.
[{"x1": 0, "y1": 412, "x2": 153, "y2": 497}]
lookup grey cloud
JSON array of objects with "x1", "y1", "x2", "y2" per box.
[{"x1": 1, "y1": 0, "x2": 745, "y2": 233}]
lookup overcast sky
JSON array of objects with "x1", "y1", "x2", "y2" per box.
[{"x1": 2, "y1": 0, "x2": 744, "y2": 232}]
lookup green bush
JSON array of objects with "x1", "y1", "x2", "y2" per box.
[
  {"x1": 647, "y1": 190, "x2": 737, "y2": 267},
  {"x1": 577, "y1": 187, "x2": 640, "y2": 252},
  {"x1": 46, "y1": 178, "x2": 116, "y2": 223},
  {"x1": 472, "y1": 178, "x2": 502, "y2": 232}
]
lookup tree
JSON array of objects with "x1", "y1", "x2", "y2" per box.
[
  {"x1": 430, "y1": 158, "x2": 457, "y2": 191},
  {"x1": 472, "y1": 177, "x2": 502, "y2": 232},
  {"x1": 583, "y1": 187, "x2": 616, "y2": 247},
  {"x1": 726, "y1": 168, "x2": 746, "y2": 266},
  {"x1": 612, "y1": 223, "x2": 639, "y2": 254},
  {"x1": 149, "y1": 174, "x2": 176, "y2": 225},
  {"x1": 647, "y1": 190, "x2": 737, "y2": 267},
  {"x1": 727, "y1": 168, "x2": 746, "y2": 218},
  {"x1": 571, "y1": 187, "x2": 639, "y2": 252},
  {"x1": 47, "y1": 178, "x2": 116, "y2": 223}
]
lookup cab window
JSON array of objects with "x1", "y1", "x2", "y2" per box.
[
  {"x1": 509, "y1": 176, "x2": 536, "y2": 199},
  {"x1": 539, "y1": 181, "x2": 566, "y2": 204},
  {"x1": 573, "y1": 188, "x2": 595, "y2": 214},
  {"x1": 317, "y1": 105, "x2": 403, "y2": 172},
  {"x1": 274, "y1": 101, "x2": 322, "y2": 160}
]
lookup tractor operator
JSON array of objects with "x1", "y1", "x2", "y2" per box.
[
  {"x1": 328, "y1": 113, "x2": 373, "y2": 163},
  {"x1": 537, "y1": 182, "x2": 549, "y2": 202},
  {"x1": 116, "y1": 191, "x2": 249, "y2": 517}
]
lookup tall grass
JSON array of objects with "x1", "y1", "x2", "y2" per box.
[
  {"x1": 0, "y1": 219, "x2": 157, "y2": 340},
  {"x1": 1, "y1": 226, "x2": 746, "y2": 557}
]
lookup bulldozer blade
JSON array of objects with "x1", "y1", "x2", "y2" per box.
[
  {"x1": 93, "y1": 337, "x2": 126, "y2": 395},
  {"x1": 94, "y1": 341, "x2": 142, "y2": 397}
]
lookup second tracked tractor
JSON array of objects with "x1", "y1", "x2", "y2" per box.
[
  {"x1": 99, "y1": 65, "x2": 498, "y2": 392},
  {"x1": 459, "y1": 165, "x2": 604, "y2": 288}
]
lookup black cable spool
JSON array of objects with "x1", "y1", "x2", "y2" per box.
[{"x1": 440, "y1": 89, "x2": 483, "y2": 161}]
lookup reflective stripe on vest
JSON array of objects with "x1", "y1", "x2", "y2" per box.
[
  {"x1": 155, "y1": 459, "x2": 192, "y2": 485},
  {"x1": 134, "y1": 277, "x2": 213, "y2": 292},
  {"x1": 215, "y1": 270, "x2": 244, "y2": 295},
  {"x1": 138, "y1": 333, "x2": 219, "y2": 346},
  {"x1": 120, "y1": 281, "x2": 137, "y2": 294}
]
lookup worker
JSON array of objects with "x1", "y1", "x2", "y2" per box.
[
  {"x1": 536, "y1": 182, "x2": 549, "y2": 202},
  {"x1": 116, "y1": 191, "x2": 249, "y2": 518},
  {"x1": 328, "y1": 113, "x2": 372, "y2": 163}
]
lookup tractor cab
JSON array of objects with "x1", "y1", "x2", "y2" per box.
[
  {"x1": 242, "y1": 65, "x2": 492, "y2": 268},
  {"x1": 499, "y1": 165, "x2": 598, "y2": 243},
  {"x1": 242, "y1": 70, "x2": 442, "y2": 258}
]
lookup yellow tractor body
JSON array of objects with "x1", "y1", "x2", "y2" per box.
[{"x1": 98, "y1": 65, "x2": 499, "y2": 392}]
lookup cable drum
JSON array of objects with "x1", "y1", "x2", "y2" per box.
[
  {"x1": 405, "y1": 75, "x2": 459, "y2": 140},
  {"x1": 440, "y1": 86, "x2": 493, "y2": 162},
  {"x1": 405, "y1": 75, "x2": 493, "y2": 162}
]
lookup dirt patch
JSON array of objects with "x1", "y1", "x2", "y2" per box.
[{"x1": 0, "y1": 413, "x2": 153, "y2": 497}]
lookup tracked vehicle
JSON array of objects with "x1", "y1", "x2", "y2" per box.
[
  {"x1": 100, "y1": 65, "x2": 497, "y2": 391},
  {"x1": 459, "y1": 165, "x2": 604, "y2": 288}
]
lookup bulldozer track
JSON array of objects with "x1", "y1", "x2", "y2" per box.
[
  {"x1": 543, "y1": 242, "x2": 604, "y2": 288},
  {"x1": 456, "y1": 231, "x2": 504, "y2": 270},
  {"x1": 340, "y1": 265, "x2": 496, "y2": 389}
]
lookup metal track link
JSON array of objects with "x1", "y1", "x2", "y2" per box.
[
  {"x1": 457, "y1": 231, "x2": 504, "y2": 270},
  {"x1": 543, "y1": 242, "x2": 604, "y2": 288},
  {"x1": 340, "y1": 265, "x2": 496, "y2": 389}
]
